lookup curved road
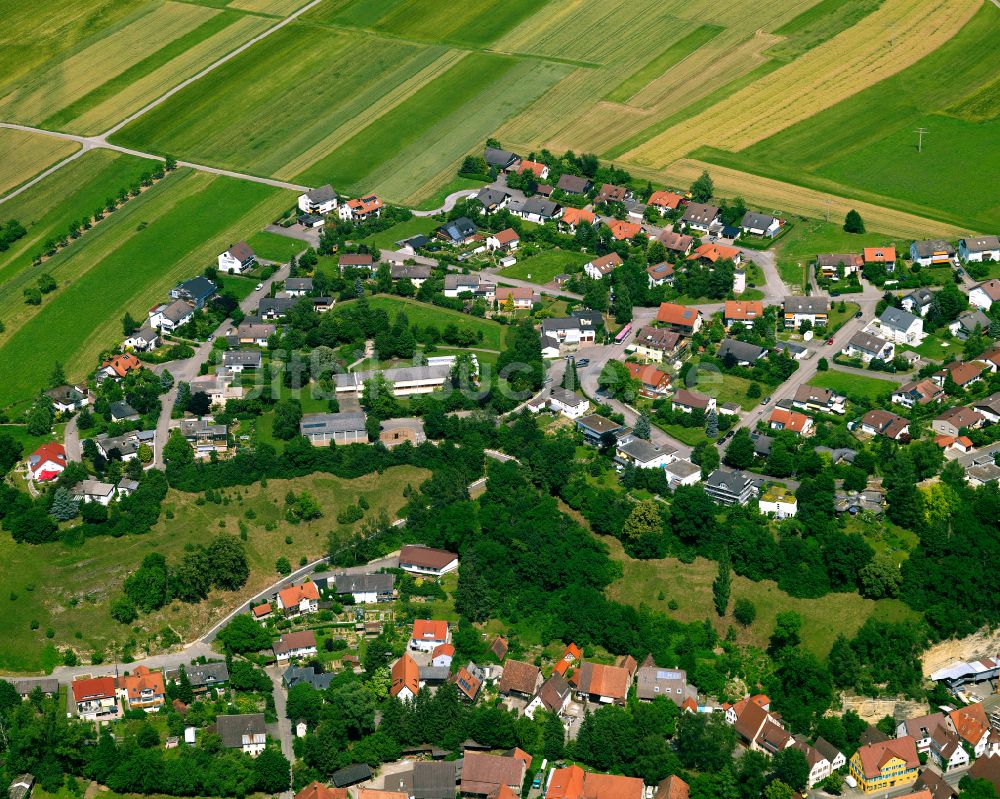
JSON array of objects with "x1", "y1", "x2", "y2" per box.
[{"x1": 411, "y1": 189, "x2": 480, "y2": 217}]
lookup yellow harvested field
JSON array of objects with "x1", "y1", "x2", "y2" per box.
[
  {"x1": 277, "y1": 48, "x2": 466, "y2": 180},
  {"x1": 624, "y1": 0, "x2": 980, "y2": 168},
  {"x1": 227, "y1": 0, "x2": 307, "y2": 14},
  {"x1": 647, "y1": 159, "x2": 974, "y2": 239},
  {"x1": 0, "y1": 2, "x2": 219, "y2": 125},
  {"x1": 0, "y1": 128, "x2": 80, "y2": 196},
  {"x1": 66, "y1": 14, "x2": 274, "y2": 135}
]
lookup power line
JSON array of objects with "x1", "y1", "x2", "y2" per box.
[{"x1": 915, "y1": 127, "x2": 928, "y2": 153}]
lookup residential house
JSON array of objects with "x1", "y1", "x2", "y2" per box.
[
  {"x1": 790, "y1": 739, "x2": 833, "y2": 787},
  {"x1": 949, "y1": 309, "x2": 991, "y2": 339},
  {"x1": 759, "y1": 487, "x2": 797, "y2": 518},
  {"x1": 646, "y1": 261, "x2": 675, "y2": 288},
  {"x1": 391, "y1": 654, "x2": 420, "y2": 701},
  {"x1": 576, "y1": 656, "x2": 637, "y2": 705},
  {"x1": 606, "y1": 219, "x2": 642, "y2": 241},
  {"x1": 814, "y1": 737, "x2": 846, "y2": 773},
  {"x1": 218, "y1": 242, "x2": 256, "y2": 274},
  {"x1": 726, "y1": 696, "x2": 790, "y2": 754},
  {"x1": 390, "y1": 264, "x2": 431, "y2": 286},
  {"x1": 659, "y1": 230, "x2": 694, "y2": 255},
  {"x1": 973, "y1": 391, "x2": 1000, "y2": 424},
  {"x1": 704, "y1": 469, "x2": 757, "y2": 506},
  {"x1": 850, "y1": 737, "x2": 920, "y2": 793},
  {"x1": 399, "y1": 545, "x2": 458, "y2": 577},
  {"x1": 148, "y1": 299, "x2": 195, "y2": 332},
  {"x1": 283, "y1": 665, "x2": 334, "y2": 692},
  {"x1": 584, "y1": 252, "x2": 624, "y2": 280},
  {"x1": 284, "y1": 277, "x2": 313, "y2": 296},
  {"x1": 928, "y1": 725, "x2": 969, "y2": 772},
  {"x1": 843, "y1": 330, "x2": 895, "y2": 363},
  {"x1": 45, "y1": 385, "x2": 89, "y2": 413},
  {"x1": 178, "y1": 418, "x2": 227, "y2": 456},
  {"x1": 631, "y1": 326, "x2": 683, "y2": 362},
  {"x1": 165, "y1": 662, "x2": 229, "y2": 694},
  {"x1": 431, "y1": 643, "x2": 454, "y2": 669},
  {"x1": 769, "y1": 408, "x2": 812, "y2": 436},
  {"x1": 657, "y1": 302, "x2": 703, "y2": 334},
  {"x1": 298, "y1": 185, "x2": 338, "y2": 215},
  {"x1": 273, "y1": 631, "x2": 318, "y2": 662},
  {"x1": 496, "y1": 286, "x2": 539, "y2": 310},
  {"x1": 672, "y1": 389, "x2": 716, "y2": 414},
  {"x1": 970, "y1": 755, "x2": 1000, "y2": 794},
  {"x1": 654, "y1": 776, "x2": 690, "y2": 799},
  {"x1": 510, "y1": 197, "x2": 561, "y2": 224},
  {"x1": 860, "y1": 409, "x2": 910, "y2": 440},
  {"x1": 518, "y1": 160, "x2": 549, "y2": 180},
  {"x1": 576, "y1": 414, "x2": 623, "y2": 446},
  {"x1": 11, "y1": 678, "x2": 59, "y2": 700},
  {"x1": 410, "y1": 620, "x2": 449, "y2": 652},
  {"x1": 635, "y1": 656, "x2": 690, "y2": 705},
  {"x1": 933, "y1": 406, "x2": 984, "y2": 438},
  {"x1": 688, "y1": 242, "x2": 742, "y2": 265},
  {"x1": 69, "y1": 480, "x2": 116, "y2": 505},
  {"x1": 27, "y1": 442, "x2": 67, "y2": 482},
  {"x1": 123, "y1": 325, "x2": 159, "y2": 351},
  {"x1": 960, "y1": 236, "x2": 1000, "y2": 263},
  {"x1": 863, "y1": 246, "x2": 896, "y2": 271},
  {"x1": 892, "y1": 379, "x2": 943, "y2": 409},
  {"x1": 222, "y1": 350, "x2": 261, "y2": 373},
  {"x1": 443, "y1": 274, "x2": 492, "y2": 299},
  {"x1": 233, "y1": 321, "x2": 275, "y2": 347},
  {"x1": 615, "y1": 436, "x2": 676, "y2": 470},
  {"x1": 333, "y1": 573, "x2": 395, "y2": 604},
  {"x1": 718, "y1": 338, "x2": 767, "y2": 366},
  {"x1": 72, "y1": 676, "x2": 119, "y2": 721},
  {"x1": 558, "y1": 207, "x2": 597, "y2": 233},
  {"x1": 556, "y1": 174, "x2": 590, "y2": 194},
  {"x1": 540, "y1": 317, "x2": 595, "y2": 358},
  {"x1": 783, "y1": 296, "x2": 829, "y2": 328},
  {"x1": 910, "y1": 239, "x2": 956, "y2": 266},
  {"x1": 625, "y1": 362, "x2": 671, "y2": 396},
  {"x1": 99, "y1": 352, "x2": 142, "y2": 381},
  {"x1": 793, "y1": 385, "x2": 846, "y2": 414},
  {"x1": 498, "y1": 660, "x2": 541, "y2": 699},
  {"x1": 94, "y1": 429, "x2": 154, "y2": 461},
  {"x1": 663, "y1": 459, "x2": 701, "y2": 488},
  {"x1": 647, "y1": 191, "x2": 684, "y2": 215},
  {"x1": 897, "y1": 713, "x2": 947, "y2": 754},
  {"x1": 171, "y1": 276, "x2": 217, "y2": 309},
  {"x1": 680, "y1": 202, "x2": 720, "y2": 232},
  {"x1": 117, "y1": 666, "x2": 165, "y2": 712},
  {"x1": 436, "y1": 217, "x2": 478, "y2": 244},
  {"x1": 947, "y1": 703, "x2": 996, "y2": 757},
  {"x1": 217, "y1": 714, "x2": 266, "y2": 756},
  {"x1": 914, "y1": 769, "x2": 959, "y2": 799},
  {"x1": 476, "y1": 187, "x2": 510, "y2": 214},
  {"x1": 596, "y1": 184, "x2": 630, "y2": 203},
  {"x1": 332, "y1": 765, "x2": 373, "y2": 789},
  {"x1": 901, "y1": 288, "x2": 935, "y2": 317},
  {"x1": 339, "y1": 195, "x2": 383, "y2": 221},
  {"x1": 339, "y1": 253, "x2": 375, "y2": 272},
  {"x1": 969, "y1": 280, "x2": 1000, "y2": 310},
  {"x1": 741, "y1": 211, "x2": 780, "y2": 237},
  {"x1": 484, "y1": 147, "x2": 520, "y2": 171},
  {"x1": 552, "y1": 642, "x2": 582, "y2": 677},
  {"x1": 486, "y1": 228, "x2": 519, "y2": 251},
  {"x1": 547, "y1": 766, "x2": 643, "y2": 799},
  {"x1": 724, "y1": 300, "x2": 764, "y2": 328},
  {"x1": 276, "y1": 581, "x2": 320, "y2": 617},
  {"x1": 816, "y1": 252, "x2": 863, "y2": 279},
  {"x1": 549, "y1": 387, "x2": 590, "y2": 419},
  {"x1": 525, "y1": 674, "x2": 572, "y2": 719},
  {"x1": 450, "y1": 662, "x2": 483, "y2": 701},
  {"x1": 258, "y1": 296, "x2": 298, "y2": 319},
  {"x1": 460, "y1": 752, "x2": 527, "y2": 797},
  {"x1": 296, "y1": 783, "x2": 347, "y2": 799},
  {"x1": 933, "y1": 360, "x2": 988, "y2": 389}
]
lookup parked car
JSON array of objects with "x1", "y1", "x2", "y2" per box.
[
  {"x1": 760, "y1": 396, "x2": 771, "y2": 406},
  {"x1": 722, "y1": 430, "x2": 735, "y2": 441},
  {"x1": 854, "y1": 311, "x2": 863, "y2": 318},
  {"x1": 826, "y1": 337, "x2": 835, "y2": 345},
  {"x1": 255, "y1": 283, "x2": 264, "y2": 291},
  {"x1": 577, "y1": 358, "x2": 590, "y2": 367}
]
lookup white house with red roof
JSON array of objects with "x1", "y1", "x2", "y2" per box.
[
  {"x1": 486, "y1": 228, "x2": 520, "y2": 251},
  {"x1": 410, "y1": 619, "x2": 450, "y2": 652},
  {"x1": 72, "y1": 676, "x2": 119, "y2": 721},
  {"x1": 27, "y1": 443, "x2": 67, "y2": 482},
  {"x1": 276, "y1": 581, "x2": 320, "y2": 617},
  {"x1": 584, "y1": 252, "x2": 623, "y2": 280},
  {"x1": 339, "y1": 195, "x2": 382, "y2": 222},
  {"x1": 431, "y1": 643, "x2": 454, "y2": 669}
]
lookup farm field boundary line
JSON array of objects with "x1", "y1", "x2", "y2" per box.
[
  {"x1": 643, "y1": 158, "x2": 973, "y2": 239},
  {"x1": 0, "y1": 128, "x2": 82, "y2": 197}
]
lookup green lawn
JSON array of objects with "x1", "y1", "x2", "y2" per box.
[
  {"x1": 0, "y1": 169, "x2": 292, "y2": 407},
  {"x1": 360, "y1": 217, "x2": 440, "y2": 250},
  {"x1": 905, "y1": 332, "x2": 962, "y2": 360},
  {"x1": 0, "y1": 423, "x2": 67, "y2": 458},
  {"x1": 355, "y1": 295, "x2": 506, "y2": 350},
  {"x1": 604, "y1": 537, "x2": 918, "y2": 658},
  {"x1": 710, "y1": 4, "x2": 1000, "y2": 231},
  {"x1": 809, "y1": 370, "x2": 896, "y2": 401},
  {"x1": 499, "y1": 249, "x2": 590, "y2": 283},
  {"x1": 246, "y1": 230, "x2": 307, "y2": 262},
  {"x1": 774, "y1": 217, "x2": 896, "y2": 292},
  {"x1": 653, "y1": 420, "x2": 709, "y2": 447},
  {"x1": 0, "y1": 465, "x2": 427, "y2": 673},
  {"x1": 826, "y1": 301, "x2": 860, "y2": 333},
  {"x1": 217, "y1": 274, "x2": 259, "y2": 301}
]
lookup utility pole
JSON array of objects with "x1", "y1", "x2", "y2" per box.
[{"x1": 915, "y1": 127, "x2": 928, "y2": 153}]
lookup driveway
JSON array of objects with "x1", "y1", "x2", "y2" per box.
[
  {"x1": 266, "y1": 664, "x2": 295, "y2": 763},
  {"x1": 265, "y1": 223, "x2": 319, "y2": 248}
]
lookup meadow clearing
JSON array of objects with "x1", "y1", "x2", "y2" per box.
[
  {"x1": 808, "y1": 370, "x2": 898, "y2": 402},
  {"x1": 499, "y1": 250, "x2": 589, "y2": 284},
  {"x1": 0, "y1": 169, "x2": 293, "y2": 408},
  {"x1": 0, "y1": 128, "x2": 80, "y2": 197},
  {"x1": 0, "y1": 465, "x2": 427, "y2": 673},
  {"x1": 359, "y1": 295, "x2": 506, "y2": 350},
  {"x1": 245, "y1": 230, "x2": 307, "y2": 262}
]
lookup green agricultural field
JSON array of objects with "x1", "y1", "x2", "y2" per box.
[
  {"x1": 708, "y1": 3, "x2": 1000, "y2": 231},
  {"x1": 0, "y1": 128, "x2": 80, "y2": 196},
  {"x1": 499, "y1": 249, "x2": 589, "y2": 283},
  {"x1": 246, "y1": 230, "x2": 307, "y2": 262},
  {"x1": 0, "y1": 169, "x2": 293, "y2": 408},
  {"x1": 766, "y1": 0, "x2": 884, "y2": 61},
  {"x1": 307, "y1": 0, "x2": 542, "y2": 48},
  {"x1": 357, "y1": 295, "x2": 506, "y2": 350},
  {"x1": 604, "y1": 537, "x2": 917, "y2": 657},
  {"x1": 0, "y1": 465, "x2": 427, "y2": 673},
  {"x1": 808, "y1": 370, "x2": 897, "y2": 401}
]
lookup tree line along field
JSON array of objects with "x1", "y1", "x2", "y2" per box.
[
  {"x1": 0, "y1": 128, "x2": 80, "y2": 197},
  {"x1": 0, "y1": 465, "x2": 427, "y2": 673},
  {"x1": 0, "y1": 168, "x2": 293, "y2": 408}
]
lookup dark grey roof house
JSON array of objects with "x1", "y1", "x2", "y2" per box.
[
  {"x1": 332, "y1": 764, "x2": 374, "y2": 788},
  {"x1": 718, "y1": 338, "x2": 767, "y2": 365},
  {"x1": 171, "y1": 276, "x2": 217, "y2": 309},
  {"x1": 165, "y1": 662, "x2": 229, "y2": 691},
  {"x1": 704, "y1": 469, "x2": 758, "y2": 506},
  {"x1": 299, "y1": 411, "x2": 368, "y2": 445},
  {"x1": 411, "y1": 761, "x2": 460, "y2": 799},
  {"x1": 556, "y1": 174, "x2": 591, "y2": 194},
  {"x1": 484, "y1": 148, "x2": 519, "y2": 170},
  {"x1": 283, "y1": 665, "x2": 335, "y2": 691},
  {"x1": 216, "y1": 713, "x2": 265, "y2": 750},
  {"x1": 333, "y1": 572, "x2": 396, "y2": 600}
]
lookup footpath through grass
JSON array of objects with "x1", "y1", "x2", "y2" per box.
[{"x1": 0, "y1": 465, "x2": 427, "y2": 673}]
